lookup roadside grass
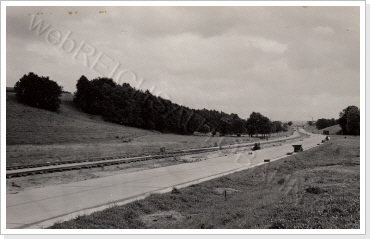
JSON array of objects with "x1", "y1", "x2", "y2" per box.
[
  {"x1": 6, "y1": 133, "x2": 264, "y2": 167},
  {"x1": 304, "y1": 124, "x2": 341, "y2": 135},
  {"x1": 50, "y1": 136, "x2": 360, "y2": 229},
  {"x1": 6, "y1": 92, "x2": 293, "y2": 166}
]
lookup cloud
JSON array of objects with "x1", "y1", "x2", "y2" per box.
[
  {"x1": 314, "y1": 26, "x2": 335, "y2": 35},
  {"x1": 6, "y1": 6, "x2": 360, "y2": 121},
  {"x1": 247, "y1": 36, "x2": 288, "y2": 54}
]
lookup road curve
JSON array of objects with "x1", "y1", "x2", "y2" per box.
[{"x1": 6, "y1": 128, "x2": 325, "y2": 229}]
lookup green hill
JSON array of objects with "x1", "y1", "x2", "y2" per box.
[
  {"x1": 6, "y1": 92, "x2": 157, "y2": 145},
  {"x1": 304, "y1": 124, "x2": 341, "y2": 135}
]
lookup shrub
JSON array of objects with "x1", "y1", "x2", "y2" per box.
[
  {"x1": 277, "y1": 178, "x2": 285, "y2": 185},
  {"x1": 171, "y1": 187, "x2": 181, "y2": 194},
  {"x1": 14, "y1": 72, "x2": 63, "y2": 111},
  {"x1": 305, "y1": 186, "x2": 322, "y2": 194}
]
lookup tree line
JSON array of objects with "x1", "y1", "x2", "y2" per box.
[
  {"x1": 310, "y1": 106, "x2": 360, "y2": 135},
  {"x1": 72, "y1": 76, "x2": 290, "y2": 136},
  {"x1": 20, "y1": 73, "x2": 364, "y2": 137},
  {"x1": 314, "y1": 118, "x2": 338, "y2": 130}
]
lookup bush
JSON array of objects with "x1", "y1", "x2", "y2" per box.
[
  {"x1": 305, "y1": 186, "x2": 322, "y2": 194},
  {"x1": 277, "y1": 178, "x2": 285, "y2": 185},
  {"x1": 171, "y1": 187, "x2": 181, "y2": 194},
  {"x1": 14, "y1": 72, "x2": 63, "y2": 111}
]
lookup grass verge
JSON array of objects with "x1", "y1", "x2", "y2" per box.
[
  {"x1": 49, "y1": 136, "x2": 360, "y2": 229},
  {"x1": 304, "y1": 124, "x2": 341, "y2": 135}
]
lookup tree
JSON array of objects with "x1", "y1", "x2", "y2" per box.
[
  {"x1": 338, "y1": 106, "x2": 360, "y2": 135},
  {"x1": 346, "y1": 108, "x2": 360, "y2": 135},
  {"x1": 315, "y1": 118, "x2": 337, "y2": 130},
  {"x1": 219, "y1": 116, "x2": 232, "y2": 135},
  {"x1": 271, "y1": 121, "x2": 283, "y2": 134},
  {"x1": 73, "y1": 75, "x2": 90, "y2": 111},
  {"x1": 14, "y1": 72, "x2": 63, "y2": 111},
  {"x1": 287, "y1": 121, "x2": 293, "y2": 126},
  {"x1": 233, "y1": 118, "x2": 246, "y2": 134},
  {"x1": 282, "y1": 123, "x2": 288, "y2": 132},
  {"x1": 199, "y1": 124, "x2": 210, "y2": 134},
  {"x1": 259, "y1": 116, "x2": 271, "y2": 136},
  {"x1": 246, "y1": 112, "x2": 271, "y2": 137},
  {"x1": 246, "y1": 112, "x2": 261, "y2": 137}
]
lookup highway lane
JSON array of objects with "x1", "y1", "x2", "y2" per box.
[{"x1": 6, "y1": 128, "x2": 325, "y2": 229}]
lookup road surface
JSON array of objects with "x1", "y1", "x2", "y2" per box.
[{"x1": 6, "y1": 128, "x2": 325, "y2": 229}]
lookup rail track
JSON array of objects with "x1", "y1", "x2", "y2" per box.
[
  {"x1": 6, "y1": 145, "x2": 248, "y2": 178},
  {"x1": 6, "y1": 133, "x2": 303, "y2": 179}
]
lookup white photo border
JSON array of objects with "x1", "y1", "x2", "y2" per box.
[{"x1": 1, "y1": 0, "x2": 366, "y2": 236}]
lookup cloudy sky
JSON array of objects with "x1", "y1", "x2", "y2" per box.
[{"x1": 6, "y1": 6, "x2": 360, "y2": 121}]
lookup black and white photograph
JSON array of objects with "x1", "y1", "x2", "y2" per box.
[{"x1": 2, "y1": 1, "x2": 364, "y2": 234}]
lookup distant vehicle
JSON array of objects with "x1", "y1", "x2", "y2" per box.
[
  {"x1": 252, "y1": 142, "x2": 261, "y2": 151},
  {"x1": 292, "y1": 144, "x2": 303, "y2": 152}
]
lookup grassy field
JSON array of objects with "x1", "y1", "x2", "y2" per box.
[
  {"x1": 50, "y1": 136, "x2": 360, "y2": 229},
  {"x1": 304, "y1": 124, "x2": 341, "y2": 135},
  {"x1": 6, "y1": 92, "x2": 293, "y2": 166},
  {"x1": 6, "y1": 92, "x2": 156, "y2": 145}
]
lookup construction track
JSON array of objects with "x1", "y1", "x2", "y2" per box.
[{"x1": 6, "y1": 133, "x2": 303, "y2": 179}]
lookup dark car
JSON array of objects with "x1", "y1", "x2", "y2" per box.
[{"x1": 252, "y1": 142, "x2": 261, "y2": 151}]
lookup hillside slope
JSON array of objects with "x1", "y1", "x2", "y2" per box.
[
  {"x1": 6, "y1": 92, "x2": 157, "y2": 145},
  {"x1": 6, "y1": 92, "x2": 294, "y2": 166},
  {"x1": 304, "y1": 124, "x2": 341, "y2": 135}
]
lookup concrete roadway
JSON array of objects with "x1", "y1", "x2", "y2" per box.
[{"x1": 6, "y1": 129, "x2": 325, "y2": 229}]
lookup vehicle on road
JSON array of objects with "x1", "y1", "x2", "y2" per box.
[{"x1": 252, "y1": 142, "x2": 261, "y2": 151}]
